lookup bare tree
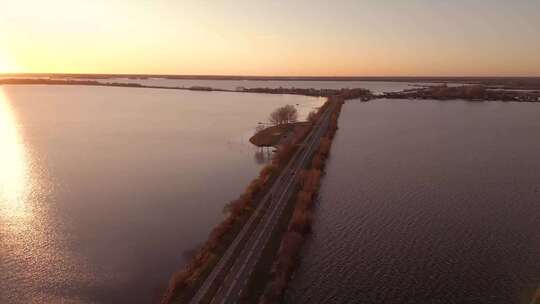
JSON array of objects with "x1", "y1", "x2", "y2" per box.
[
  {"x1": 283, "y1": 104, "x2": 299, "y2": 124},
  {"x1": 269, "y1": 104, "x2": 298, "y2": 126},
  {"x1": 269, "y1": 110, "x2": 282, "y2": 126}
]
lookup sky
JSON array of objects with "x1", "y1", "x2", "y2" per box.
[{"x1": 0, "y1": 0, "x2": 539, "y2": 76}]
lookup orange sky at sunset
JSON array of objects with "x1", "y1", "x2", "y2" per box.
[{"x1": 1, "y1": 0, "x2": 539, "y2": 76}]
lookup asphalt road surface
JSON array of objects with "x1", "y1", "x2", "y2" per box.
[{"x1": 189, "y1": 101, "x2": 337, "y2": 304}]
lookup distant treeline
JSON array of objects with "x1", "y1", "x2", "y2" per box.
[
  {"x1": 383, "y1": 85, "x2": 540, "y2": 102},
  {"x1": 0, "y1": 78, "x2": 375, "y2": 101},
  {"x1": 0, "y1": 78, "x2": 219, "y2": 92},
  {"x1": 0, "y1": 78, "x2": 145, "y2": 87}
]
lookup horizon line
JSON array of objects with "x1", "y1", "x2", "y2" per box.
[{"x1": 2, "y1": 72, "x2": 540, "y2": 80}]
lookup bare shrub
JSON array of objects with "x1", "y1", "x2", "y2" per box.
[
  {"x1": 302, "y1": 169, "x2": 321, "y2": 194},
  {"x1": 260, "y1": 164, "x2": 277, "y2": 178},
  {"x1": 161, "y1": 271, "x2": 190, "y2": 304},
  {"x1": 311, "y1": 154, "x2": 324, "y2": 170},
  {"x1": 260, "y1": 231, "x2": 305, "y2": 302},
  {"x1": 272, "y1": 144, "x2": 296, "y2": 167},
  {"x1": 276, "y1": 232, "x2": 304, "y2": 271},
  {"x1": 318, "y1": 137, "x2": 332, "y2": 157},
  {"x1": 296, "y1": 191, "x2": 313, "y2": 210},
  {"x1": 307, "y1": 110, "x2": 319, "y2": 124},
  {"x1": 289, "y1": 208, "x2": 312, "y2": 234},
  {"x1": 269, "y1": 104, "x2": 298, "y2": 126},
  {"x1": 247, "y1": 178, "x2": 263, "y2": 196}
]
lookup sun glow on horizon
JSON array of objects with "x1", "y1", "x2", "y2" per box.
[
  {"x1": 0, "y1": 50, "x2": 20, "y2": 74},
  {"x1": 1, "y1": 1, "x2": 539, "y2": 76}
]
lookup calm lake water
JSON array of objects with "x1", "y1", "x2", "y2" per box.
[
  {"x1": 0, "y1": 85, "x2": 322, "y2": 304},
  {"x1": 285, "y1": 99, "x2": 540, "y2": 304}
]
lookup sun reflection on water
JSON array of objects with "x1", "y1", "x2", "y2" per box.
[
  {"x1": 0, "y1": 88, "x2": 72, "y2": 304},
  {"x1": 0, "y1": 88, "x2": 31, "y2": 221}
]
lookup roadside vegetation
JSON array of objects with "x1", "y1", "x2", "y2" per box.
[
  {"x1": 161, "y1": 102, "x2": 323, "y2": 304},
  {"x1": 258, "y1": 97, "x2": 344, "y2": 304},
  {"x1": 161, "y1": 161, "x2": 277, "y2": 304}
]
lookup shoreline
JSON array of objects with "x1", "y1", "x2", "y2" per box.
[{"x1": 2, "y1": 78, "x2": 540, "y2": 103}]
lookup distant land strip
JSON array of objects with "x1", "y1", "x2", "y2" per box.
[
  {"x1": 0, "y1": 78, "x2": 233, "y2": 92},
  {"x1": 2, "y1": 73, "x2": 540, "y2": 90},
  {"x1": 1, "y1": 78, "x2": 539, "y2": 102}
]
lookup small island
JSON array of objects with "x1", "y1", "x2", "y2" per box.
[{"x1": 249, "y1": 104, "x2": 315, "y2": 147}]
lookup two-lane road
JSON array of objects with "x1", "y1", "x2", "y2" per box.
[{"x1": 189, "y1": 101, "x2": 336, "y2": 304}]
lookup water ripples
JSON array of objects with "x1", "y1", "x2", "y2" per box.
[{"x1": 285, "y1": 99, "x2": 540, "y2": 304}]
